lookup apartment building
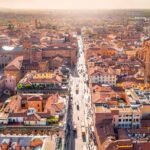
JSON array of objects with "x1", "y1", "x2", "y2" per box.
[
  {"x1": 95, "y1": 106, "x2": 141, "y2": 129},
  {"x1": 111, "y1": 107, "x2": 141, "y2": 129},
  {"x1": 90, "y1": 70, "x2": 117, "y2": 86}
]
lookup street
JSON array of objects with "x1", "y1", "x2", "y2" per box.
[{"x1": 69, "y1": 35, "x2": 96, "y2": 150}]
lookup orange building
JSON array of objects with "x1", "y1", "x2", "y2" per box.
[
  {"x1": 86, "y1": 47, "x2": 116, "y2": 59},
  {"x1": 27, "y1": 96, "x2": 43, "y2": 112}
]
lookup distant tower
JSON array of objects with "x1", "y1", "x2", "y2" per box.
[
  {"x1": 35, "y1": 19, "x2": 38, "y2": 29},
  {"x1": 23, "y1": 36, "x2": 32, "y2": 63},
  {"x1": 144, "y1": 40, "x2": 150, "y2": 84},
  {"x1": 35, "y1": 19, "x2": 41, "y2": 29}
]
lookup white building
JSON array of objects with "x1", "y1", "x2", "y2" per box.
[
  {"x1": 90, "y1": 70, "x2": 117, "y2": 86},
  {"x1": 0, "y1": 35, "x2": 10, "y2": 46},
  {"x1": 8, "y1": 114, "x2": 24, "y2": 123},
  {"x1": 0, "y1": 113, "x2": 9, "y2": 124},
  {"x1": 112, "y1": 107, "x2": 141, "y2": 129}
]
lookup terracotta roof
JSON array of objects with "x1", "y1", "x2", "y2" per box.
[
  {"x1": 5, "y1": 56, "x2": 23, "y2": 71},
  {"x1": 118, "y1": 129, "x2": 129, "y2": 139},
  {"x1": 52, "y1": 102, "x2": 65, "y2": 112},
  {"x1": 4, "y1": 95, "x2": 22, "y2": 113},
  {"x1": 27, "y1": 95, "x2": 42, "y2": 101},
  {"x1": 92, "y1": 85, "x2": 117, "y2": 106},
  {"x1": 133, "y1": 142, "x2": 150, "y2": 150},
  {"x1": 96, "y1": 119, "x2": 115, "y2": 146},
  {"x1": 37, "y1": 113, "x2": 51, "y2": 118},
  {"x1": 25, "y1": 113, "x2": 41, "y2": 121},
  {"x1": 92, "y1": 84, "x2": 113, "y2": 93},
  {"x1": 30, "y1": 138, "x2": 43, "y2": 147},
  {"x1": 53, "y1": 56, "x2": 64, "y2": 62},
  {"x1": 44, "y1": 94, "x2": 64, "y2": 114},
  {"x1": 9, "y1": 112, "x2": 27, "y2": 117}
]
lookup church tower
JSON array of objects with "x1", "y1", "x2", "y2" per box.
[
  {"x1": 35, "y1": 19, "x2": 38, "y2": 29},
  {"x1": 144, "y1": 40, "x2": 150, "y2": 84},
  {"x1": 23, "y1": 36, "x2": 33, "y2": 63}
]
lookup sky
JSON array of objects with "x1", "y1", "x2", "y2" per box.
[{"x1": 0, "y1": 0, "x2": 150, "y2": 9}]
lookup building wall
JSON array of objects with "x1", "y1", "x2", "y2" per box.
[
  {"x1": 4, "y1": 70, "x2": 20, "y2": 84},
  {"x1": 27, "y1": 100, "x2": 43, "y2": 112},
  {"x1": 33, "y1": 50, "x2": 42, "y2": 62},
  {"x1": 24, "y1": 120, "x2": 46, "y2": 126},
  {"x1": 8, "y1": 117, "x2": 24, "y2": 123},
  {"x1": 24, "y1": 121, "x2": 36, "y2": 125},
  {"x1": 140, "y1": 105, "x2": 150, "y2": 116},
  {"x1": 0, "y1": 119, "x2": 8, "y2": 124},
  {"x1": 37, "y1": 120, "x2": 46, "y2": 126},
  {"x1": 38, "y1": 61, "x2": 49, "y2": 72},
  {"x1": 4, "y1": 76, "x2": 16, "y2": 91},
  {"x1": 91, "y1": 74, "x2": 117, "y2": 85},
  {"x1": 0, "y1": 52, "x2": 22, "y2": 67},
  {"x1": 144, "y1": 42, "x2": 150, "y2": 83},
  {"x1": 113, "y1": 110, "x2": 141, "y2": 128},
  {"x1": 0, "y1": 36, "x2": 10, "y2": 46},
  {"x1": 0, "y1": 77, "x2": 5, "y2": 89}
]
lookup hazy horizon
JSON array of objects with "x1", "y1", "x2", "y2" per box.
[{"x1": 0, "y1": 0, "x2": 150, "y2": 10}]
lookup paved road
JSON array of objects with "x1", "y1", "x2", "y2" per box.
[{"x1": 70, "y1": 35, "x2": 96, "y2": 150}]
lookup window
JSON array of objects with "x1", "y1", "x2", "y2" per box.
[
  {"x1": 22, "y1": 104, "x2": 26, "y2": 107},
  {"x1": 118, "y1": 124, "x2": 121, "y2": 128},
  {"x1": 126, "y1": 119, "x2": 128, "y2": 121},
  {"x1": 119, "y1": 119, "x2": 121, "y2": 122}
]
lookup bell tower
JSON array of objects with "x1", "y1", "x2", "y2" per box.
[
  {"x1": 23, "y1": 36, "x2": 32, "y2": 63},
  {"x1": 144, "y1": 40, "x2": 150, "y2": 84}
]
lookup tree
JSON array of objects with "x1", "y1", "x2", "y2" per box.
[
  {"x1": 17, "y1": 83, "x2": 23, "y2": 89},
  {"x1": 7, "y1": 22, "x2": 14, "y2": 30}
]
